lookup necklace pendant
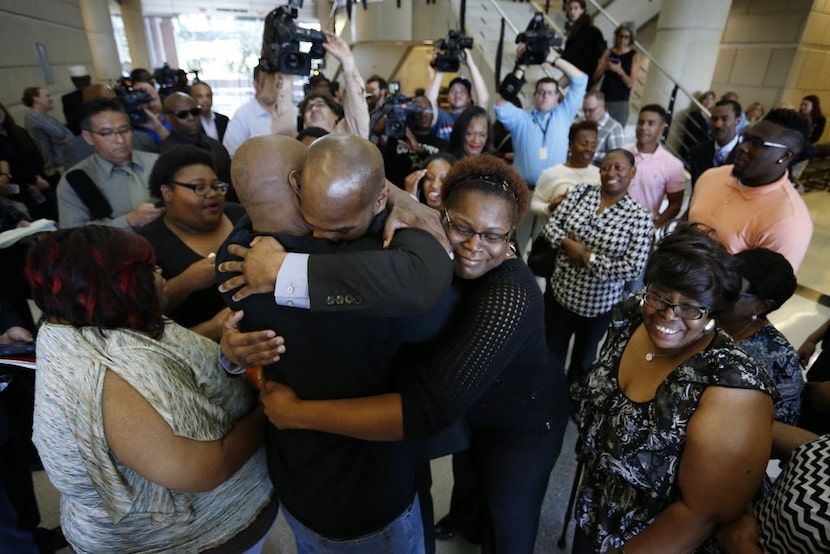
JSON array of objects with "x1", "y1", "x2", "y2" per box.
[{"x1": 645, "y1": 352, "x2": 654, "y2": 362}]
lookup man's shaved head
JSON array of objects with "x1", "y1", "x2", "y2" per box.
[
  {"x1": 300, "y1": 134, "x2": 388, "y2": 241},
  {"x1": 232, "y1": 134, "x2": 309, "y2": 235}
]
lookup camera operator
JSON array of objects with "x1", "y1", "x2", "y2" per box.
[
  {"x1": 223, "y1": 65, "x2": 296, "y2": 157},
  {"x1": 377, "y1": 94, "x2": 448, "y2": 187},
  {"x1": 297, "y1": 30, "x2": 370, "y2": 139},
  {"x1": 495, "y1": 43, "x2": 587, "y2": 254},
  {"x1": 426, "y1": 48, "x2": 490, "y2": 142},
  {"x1": 131, "y1": 82, "x2": 171, "y2": 145}
]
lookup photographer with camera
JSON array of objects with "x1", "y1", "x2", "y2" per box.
[
  {"x1": 426, "y1": 38, "x2": 489, "y2": 142},
  {"x1": 223, "y1": 65, "x2": 296, "y2": 157},
  {"x1": 495, "y1": 37, "x2": 587, "y2": 255},
  {"x1": 131, "y1": 82, "x2": 171, "y2": 145},
  {"x1": 378, "y1": 92, "x2": 448, "y2": 187}
]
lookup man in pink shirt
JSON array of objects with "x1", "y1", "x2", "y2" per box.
[
  {"x1": 689, "y1": 109, "x2": 813, "y2": 272},
  {"x1": 627, "y1": 104, "x2": 686, "y2": 229}
]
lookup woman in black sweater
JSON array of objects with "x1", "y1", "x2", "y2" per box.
[{"x1": 260, "y1": 155, "x2": 570, "y2": 554}]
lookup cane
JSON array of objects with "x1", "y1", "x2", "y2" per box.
[{"x1": 557, "y1": 459, "x2": 584, "y2": 549}]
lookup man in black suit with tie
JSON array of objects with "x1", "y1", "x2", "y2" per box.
[{"x1": 687, "y1": 99, "x2": 742, "y2": 186}]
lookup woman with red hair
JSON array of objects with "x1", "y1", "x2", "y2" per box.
[
  {"x1": 799, "y1": 94, "x2": 825, "y2": 143},
  {"x1": 27, "y1": 226, "x2": 276, "y2": 553}
]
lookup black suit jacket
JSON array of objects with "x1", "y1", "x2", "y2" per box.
[
  {"x1": 687, "y1": 139, "x2": 738, "y2": 187},
  {"x1": 214, "y1": 112, "x2": 229, "y2": 143},
  {"x1": 61, "y1": 90, "x2": 84, "y2": 135},
  {"x1": 215, "y1": 212, "x2": 454, "y2": 538}
]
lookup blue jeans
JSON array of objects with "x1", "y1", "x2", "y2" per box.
[{"x1": 282, "y1": 495, "x2": 424, "y2": 554}]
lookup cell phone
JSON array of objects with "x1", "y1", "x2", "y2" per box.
[
  {"x1": 7, "y1": 183, "x2": 20, "y2": 194},
  {"x1": 610, "y1": 55, "x2": 621, "y2": 64},
  {"x1": 0, "y1": 341, "x2": 35, "y2": 357}
]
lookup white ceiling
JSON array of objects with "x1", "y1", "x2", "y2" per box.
[{"x1": 129, "y1": 0, "x2": 319, "y2": 20}]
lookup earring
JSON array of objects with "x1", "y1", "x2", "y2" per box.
[
  {"x1": 750, "y1": 313, "x2": 758, "y2": 321},
  {"x1": 776, "y1": 159, "x2": 784, "y2": 164},
  {"x1": 704, "y1": 319, "x2": 716, "y2": 333}
]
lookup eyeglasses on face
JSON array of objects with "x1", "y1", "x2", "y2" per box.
[
  {"x1": 90, "y1": 126, "x2": 132, "y2": 138},
  {"x1": 167, "y1": 107, "x2": 202, "y2": 119},
  {"x1": 639, "y1": 291, "x2": 709, "y2": 320},
  {"x1": 170, "y1": 181, "x2": 230, "y2": 196},
  {"x1": 443, "y1": 210, "x2": 512, "y2": 244},
  {"x1": 739, "y1": 131, "x2": 788, "y2": 150},
  {"x1": 535, "y1": 88, "x2": 558, "y2": 97}
]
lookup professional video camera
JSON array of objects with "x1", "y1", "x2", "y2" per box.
[
  {"x1": 431, "y1": 30, "x2": 474, "y2": 73},
  {"x1": 515, "y1": 12, "x2": 562, "y2": 65},
  {"x1": 382, "y1": 82, "x2": 424, "y2": 140},
  {"x1": 260, "y1": 0, "x2": 326, "y2": 76},
  {"x1": 152, "y1": 63, "x2": 182, "y2": 98},
  {"x1": 114, "y1": 77, "x2": 152, "y2": 125}
]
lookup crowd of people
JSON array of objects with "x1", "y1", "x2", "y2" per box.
[{"x1": 1, "y1": 2, "x2": 828, "y2": 553}]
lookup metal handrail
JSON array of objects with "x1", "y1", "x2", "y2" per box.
[{"x1": 586, "y1": 0, "x2": 710, "y2": 117}]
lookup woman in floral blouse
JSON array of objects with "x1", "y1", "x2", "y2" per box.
[
  {"x1": 572, "y1": 223, "x2": 777, "y2": 553},
  {"x1": 720, "y1": 248, "x2": 803, "y2": 425}
]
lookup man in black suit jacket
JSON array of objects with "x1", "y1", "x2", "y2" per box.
[
  {"x1": 62, "y1": 66, "x2": 91, "y2": 135},
  {"x1": 191, "y1": 81, "x2": 229, "y2": 143},
  {"x1": 687, "y1": 99, "x2": 742, "y2": 186},
  {"x1": 215, "y1": 134, "x2": 452, "y2": 549}
]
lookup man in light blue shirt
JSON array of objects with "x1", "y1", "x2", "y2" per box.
[{"x1": 494, "y1": 47, "x2": 587, "y2": 253}]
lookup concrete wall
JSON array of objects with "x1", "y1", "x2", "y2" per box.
[
  {"x1": 0, "y1": 1, "x2": 94, "y2": 124},
  {"x1": 713, "y1": 0, "x2": 830, "y2": 141}
]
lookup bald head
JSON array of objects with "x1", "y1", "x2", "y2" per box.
[
  {"x1": 301, "y1": 134, "x2": 387, "y2": 241},
  {"x1": 82, "y1": 84, "x2": 116, "y2": 103},
  {"x1": 232, "y1": 135, "x2": 309, "y2": 235}
]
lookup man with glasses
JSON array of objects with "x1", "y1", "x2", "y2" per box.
[
  {"x1": 495, "y1": 45, "x2": 587, "y2": 254},
  {"x1": 686, "y1": 99, "x2": 742, "y2": 185},
  {"x1": 57, "y1": 99, "x2": 163, "y2": 229},
  {"x1": 160, "y1": 92, "x2": 232, "y2": 189},
  {"x1": 688, "y1": 109, "x2": 813, "y2": 271},
  {"x1": 581, "y1": 91, "x2": 625, "y2": 166}
]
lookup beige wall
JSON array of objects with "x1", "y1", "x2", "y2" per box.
[
  {"x1": 713, "y1": 0, "x2": 830, "y2": 141},
  {"x1": 0, "y1": 1, "x2": 94, "y2": 124}
]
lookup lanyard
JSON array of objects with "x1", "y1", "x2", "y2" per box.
[{"x1": 533, "y1": 111, "x2": 552, "y2": 140}]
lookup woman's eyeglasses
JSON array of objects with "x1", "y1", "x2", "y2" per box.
[
  {"x1": 639, "y1": 291, "x2": 709, "y2": 320},
  {"x1": 167, "y1": 107, "x2": 202, "y2": 119},
  {"x1": 170, "y1": 181, "x2": 230, "y2": 196},
  {"x1": 444, "y1": 211, "x2": 512, "y2": 244}
]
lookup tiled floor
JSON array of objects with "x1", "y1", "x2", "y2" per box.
[{"x1": 35, "y1": 188, "x2": 830, "y2": 553}]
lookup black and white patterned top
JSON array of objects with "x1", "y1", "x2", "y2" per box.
[
  {"x1": 574, "y1": 298, "x2": 777, "y2": 552},
  {"x1": 756, "y1": 434, "x2": 830, "y2": 553},
  {"x1": 542, "y1": 184, "x2": 653, "y2": 317}
]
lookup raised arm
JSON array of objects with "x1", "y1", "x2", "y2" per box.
[
  {"x1": 616, "y1": 386, "x2": 773, "y2": 553},
  {"x1": 324, "y1": 30, "x2": 369, "y2": 138},
  {"x1": 464, "y1": 49, "x2": 490, "y2": 110},
  {"x1": 425, "y1": 68, "x2": 443, "y2": 128}
]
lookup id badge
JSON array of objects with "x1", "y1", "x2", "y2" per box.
[{"x1": 538, "y1": 146, "x2": 548, "y2": 160}]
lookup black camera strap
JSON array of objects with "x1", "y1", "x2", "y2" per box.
[{"x1": 65, "y1": 169, "x2": 113, "y2": 220}]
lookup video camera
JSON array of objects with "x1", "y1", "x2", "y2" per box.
[
  {"x1": 260, "y1": 1, "x2": 326, "y2": 76},
  {"x1": 114, "y1": 77, "x2": 152, "y2": 125},
  {"x1": 515, "y1": 12, "x2": 562, "y2": 65},
  {"x1": 382, "y1": 82, "x2": 424, "y2": 140},
  {"x1": 152, "y1": 63, "x2": 181, "y2": 98},
  {"x1": 431, "y1": 30, "x2": 474, "y2": 73}
]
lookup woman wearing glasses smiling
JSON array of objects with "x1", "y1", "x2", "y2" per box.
[
  {"x1": 138, "y1": 145, "x2": 244, "y2": 340},
  {"x1": 571, "y1": 223, "x2": 777, "y2": 554},
  {"x1": 260, "y1": 155, "x2": 570, "y2": 554}
]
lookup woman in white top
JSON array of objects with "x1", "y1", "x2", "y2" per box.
[{"x1": 531, "y1": 120, "x2": 600, "y2": 218}]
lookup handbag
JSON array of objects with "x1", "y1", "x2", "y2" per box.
[{"x1": 527, "y1": 234, "x2": 557, "y2": 278}]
